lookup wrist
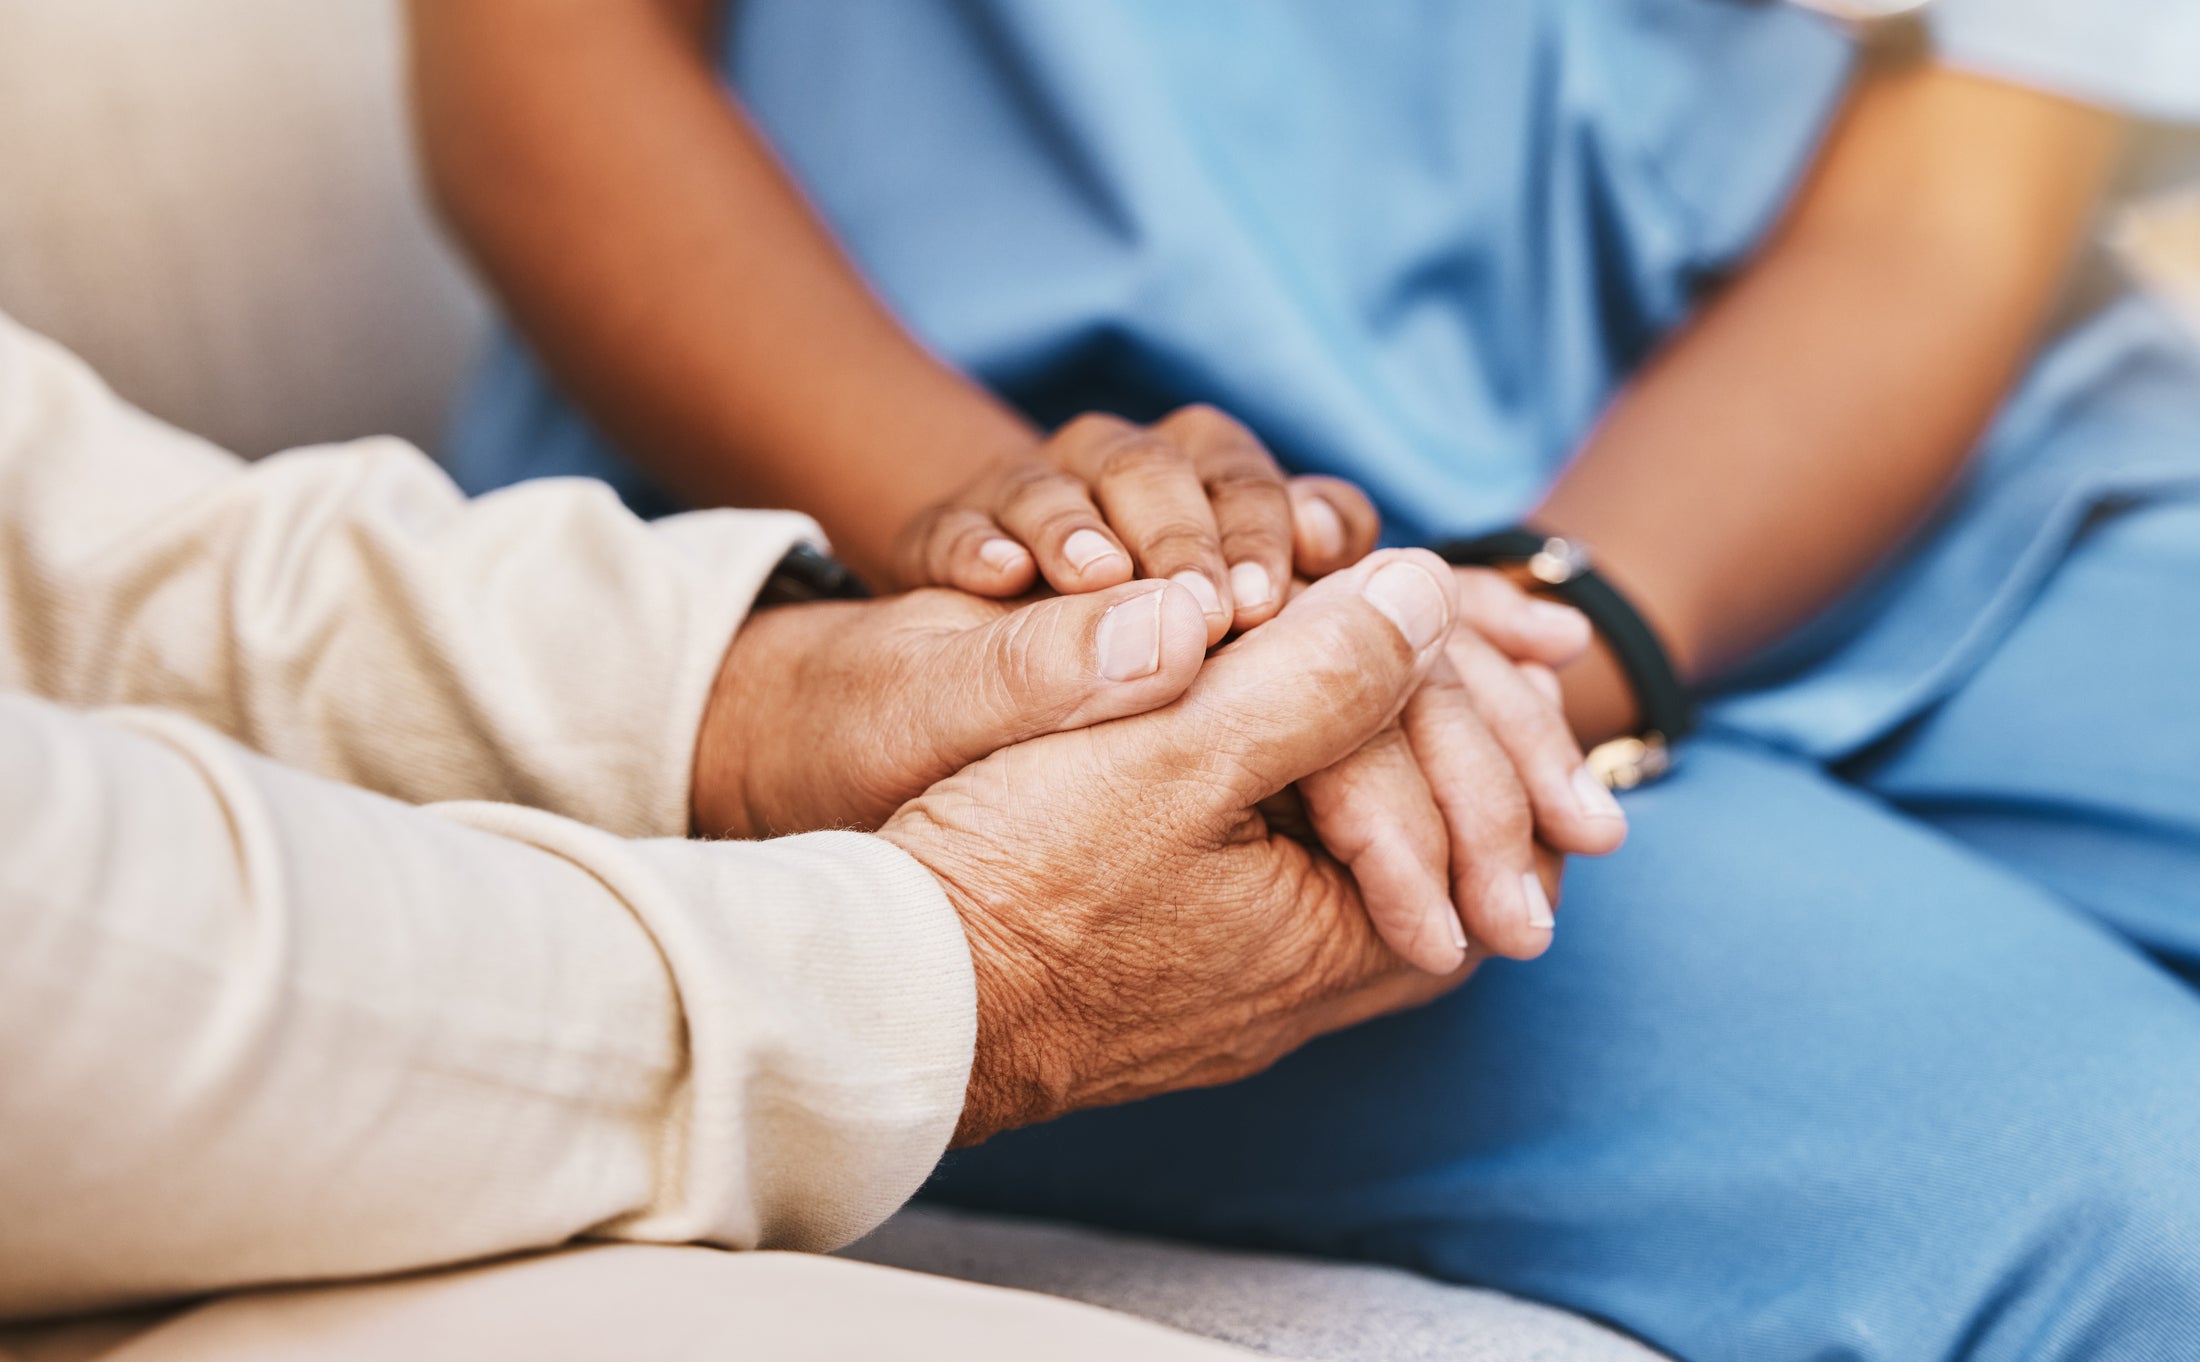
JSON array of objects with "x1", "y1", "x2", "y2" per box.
[
  {"x1": 877, "y1": 819, "x2": 1080, "y2": 1147},
  {"x1": 694, "y1": 546, "x2": 879, "y2": 838},
  {"x1": 690, "y1": 618, "x2": 773, "y2": 841},
  {"x1": 1557, "y1": 635, "x2": 1643, "y2": 748},
  {"x1": 950, "y1": 921, "x2": 1072, "y2": 1147},
  {"x1": 1436, "y1": 525, "x2": 1697, "y2": 787},
  {"x1": 694, "y1": 596, "x2": 841, "y2": 840}
]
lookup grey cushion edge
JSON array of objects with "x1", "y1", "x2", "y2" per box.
[{"x1": 842, "y1": 1206, "x2": 1667, "y2": 1362}]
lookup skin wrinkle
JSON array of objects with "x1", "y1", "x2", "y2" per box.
[
  {"x1": 1192, "y1": 659, "x2": 1411, "y2": 793},
  {"x1": 673, "y1": 539, "x2": 1569, "y2": 1149},
  {"x1": 1203, "y1": 463, "x2": 1293, "y2": 507},
  {"x1": 1316, "y1": 736, "x2": 1448, "y2": 859},
  {"x1": 971, "y1": 604, "x2": 1073, "y2": 730},
  {"x1": 879, "y1": 557, "x2": 1482, "y2": 1148},
  {"x1": 696, "y1": 582, "x2": 1208, "y2": 839},
  {"x1": 693, "y1": 542, "x2": 1583, "y2": 988},
  {"x1": 1133, "y1": 524, "x2": 1219, "y2": 565},
  {"x1": 1090, "y1": 434, "x2": 1190, "y2": 485},
  {"x1": 1040, "y1": 864, "x2": 1306, "y2": 1110}
]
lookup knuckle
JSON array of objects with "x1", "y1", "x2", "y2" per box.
[
  {"x1": 1481, "y1": 784, "x2": 1535, "y2": 851},
  {"x1": 1417, "y1": 655, "x2": 1473, "y2": 702},
  {"x1": 1099, "y1": 432, "x2": 1192, "y2": 481},
  {"x1": 981, "y1": 611, "x2": 1038, "y2": 695},
  {"x1": 971, "y1": 608, "x2": 1077, "y2": 728},
  {"x1": 1176, "y1": 409, "x2": 1283, "y2": 474},
  {"x1": 932, "y1": 520, "x2": 996, "y2": 570},
  {"x1": 1203, "y1": 460, "x2": 1290, "y2": 507},
  {"x1": 1000, "y1": 462, "x2": 1085, "y2": 502},
  {"x1": 1059, "y1": 411, "x2": 1134, "y2": 447},
  {"x1": 1163, "y1": 402, "x2": 1241, "y2": 442},
  {"x1": 1474, "y1": 668, "x2": 1545, "y2": 727},
  {"x1": 1213, "y1": 505, "x2": 1296, "y2": 560},
  {"x1": 1299, "y1": 615, "x2": 1407, "y2": 715},
  {"x1": 1507, "y1": 682, "x2": 1573, "y2": 742},
  {"x1": 1027, "y1": 504, "x2": 1108, "y2": 549},
  {"x1": 1524, "y1": 708, "x2": 1583, "y2": 761},
  {"x1": 999, "y1": 477, "x2": 1100, "y2": 535},
  {"x1": 1138, "y1": 522, "x2": 1222, "y2": 563}
]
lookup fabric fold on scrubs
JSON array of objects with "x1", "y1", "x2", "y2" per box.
[{"x1": 445, "y1": 0, "x2": 2200, "y2": 762}]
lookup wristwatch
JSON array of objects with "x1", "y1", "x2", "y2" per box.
[
  {"x1": 754, "y1": 542, "x2": 871, "y2": 609},
  {"x1": 1434, "y1": 528, "x2": 1695, "y2": 790}
]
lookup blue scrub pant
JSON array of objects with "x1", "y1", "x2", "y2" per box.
[{"x1": 925, "y1": 497, "x2": 2200, "y2": 1362}]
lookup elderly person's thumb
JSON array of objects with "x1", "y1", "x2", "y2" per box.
[
  {"x1": 877, "y1": 550, "x2": 1462, "y2": 1144},
  {"x1": 691, "y1": 577, "x2": 1209, "y2": 840},
  {"x1": 1096, "y1": 548, "x2": 1457, "y2": 803},
  {"x1": 901, "y1": 577, "x2": 1211, "y2": 758}
]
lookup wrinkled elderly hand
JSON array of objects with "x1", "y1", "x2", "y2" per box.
[
  {"x1": 692, "y1": 578, "x2": 1212, "y2": 840},
  {"x1": 1438, "y1": 565, "x2": 1632, "y2": 854},
  {"x1": 1271, "y1": 566, "x2": 1625, "y2": 973},
  {"x1": 876, "y1": 549, "x2": 1477, "y2": 1147}
]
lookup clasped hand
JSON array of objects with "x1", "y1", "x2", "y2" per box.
[
  {"x1": 694, "y1": 408, "x2": 1626, "y2": 1142},
  {"x1": 697, "y1": 558, "x2": 1624, "y2": 1140},
  {"x1": 697, "y1": 561, "x2": 1624, "y2": 956}
]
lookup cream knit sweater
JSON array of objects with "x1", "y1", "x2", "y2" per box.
[{"x1": 0, "y1": 313, "x2": 976, "y2": 1318}]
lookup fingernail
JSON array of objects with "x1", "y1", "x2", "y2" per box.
[
  {"x1": 1063, "y1": 528, "x2": 1125, "y2": 574},
  {"x1": 1297, "y1": 496, "x2": 1346, "y2": 560},
  {"x1": 1171, "y1": 569, "x2": 1225, "y2": 619},
  {"x1": 1229, "y1": 561, "x2": 1274, "y2": 610},
  {"x1": 1527, "y1": 599, "x2": 1586, "y2": 636},
  {"x1": 1448, "y1": 908, "x2": 1469, "y2": 952},
  {"x1": 1363, "y1": 560, "x2": 1449, "y2": 651},
  {"x1": 1522, "y1": 872, "x2": 1555, "y2": 931},
  {"x1": 1096, "y1": 587, "x2": 1167, "y2": 682},
  {"x1": 1572, "y1": 763, "x2": 1626, "y2": 823},
  {"x1": 979, "y1": 537, "x2": 1028, "y2": 572}
]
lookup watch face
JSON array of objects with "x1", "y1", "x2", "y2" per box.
[
  {"x1": 1527, "y1": 538, "x2": 1592, "y2": 586},
  {"x1": 1586, "y1": 734, "x2": 1674, "y2": 791}
]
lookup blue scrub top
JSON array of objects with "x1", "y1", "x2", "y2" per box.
[
  {"x1": 446, "y1": 0, "x2": 2200, "y2": 759},
  {"x1": 724, "y1": 0, "x2": 1854, "y2": 541}
]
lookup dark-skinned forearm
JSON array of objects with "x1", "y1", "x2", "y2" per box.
[
  {"x1": 1532, "y1": 63, "x2": 2121, "y2": 740},
  {"x1": 405, "y1": 0, "x2": 1036, "y2": 583}
]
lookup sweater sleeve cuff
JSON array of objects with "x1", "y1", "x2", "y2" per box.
[
  {"x1": 438, "y1": 809, "x2": 977, "y2": 1252},
  {"x1": 638, "y1": 508, "x2": 823, "y2": 839}
]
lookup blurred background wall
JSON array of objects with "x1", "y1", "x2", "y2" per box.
[
  {"x1": 0, "y1": 0, "x2": 485, "y2": 459},
  {"x1": 0, "y1": 0, "x2": 2191, "y2": 465}
]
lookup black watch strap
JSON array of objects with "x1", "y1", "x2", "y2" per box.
[
  {"x1": 1434, "y1": 528, "x2": 1695, "y2": 787},
  {"x1": 755, "y1": 542, "x2": 872, "y2": 609}
]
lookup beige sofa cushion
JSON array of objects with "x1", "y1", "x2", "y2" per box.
[
  {"x1": 0, "y1": 0, "x2": 484, "y2": 458},
  {"x1": 848, "y1": 1207, "x2": 1667, "y2": 1362}
]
